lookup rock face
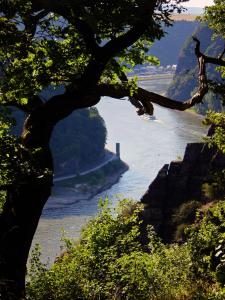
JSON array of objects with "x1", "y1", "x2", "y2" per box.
[{"x1": 141, "y1": 141, "x2": 225, "y2": 242}]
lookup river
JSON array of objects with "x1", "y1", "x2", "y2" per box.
[{"x1": 32, "y1": 77, "x2": 207, "y2": 262}]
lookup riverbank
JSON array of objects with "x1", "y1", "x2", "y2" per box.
[
  {"x1": 45, "y1": 158, "x2": 128, "y2": 210},
  {"x1": 128, "y1": 73, "x2": 174, "y2": 82},
  {"x1": 137, "y1": 73, "x2": 174, "y2": 81}
]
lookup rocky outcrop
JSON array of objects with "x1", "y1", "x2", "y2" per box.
[{"x1": 141, "y1": 140, "x2": 225, "y2": 242}]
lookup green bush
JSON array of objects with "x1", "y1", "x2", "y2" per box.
[
  {"x1": 27, "y1": 199, "x2": 225, "y2": 300},
  {"x1": 27, "y1": 200, "x2": 192, "y2": 299},
  {"x1": 172, "y1": 200, "x2": 201, "y2": 241},
  {"x1": 187, "y1": 201, "x2": 225, "y2": 284}
]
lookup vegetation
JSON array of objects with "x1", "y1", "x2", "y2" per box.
[
  {"x1": 51, "y1": 107, "x2": 107, "y2": 175},
  {"x1": 12, "y1": 106, "x2": 107, "y2": 175},
  {"x1": 204, "y1": 111, "x2": 225, "y2": 154},
  {"x1": 26, "y1": 199, "x2": 225, "y2": 300},
  {"x1": 167, "y1": 23, "x2": 224, "y2": 114},
  {"x1": 0, "y1": 0, "x2": 225, "y2": 298}
]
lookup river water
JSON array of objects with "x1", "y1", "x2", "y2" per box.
[{"x1": 32, "y1": 77, "x2": 207, "y2": 262}]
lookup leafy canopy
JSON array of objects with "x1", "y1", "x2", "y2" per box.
[
  {"x1": 201, "y1": 1, "x2": 225, "y2": 154},
  {"x1": 0, "y1": 0, "x2": 185, "y2": 106}
]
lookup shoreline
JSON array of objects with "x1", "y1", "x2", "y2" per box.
[
  {"x1": 44, "y1": 160, "x2": 129, "y2": 210},
  {"x1": 129, "y1": 73, "x2": 174, "y2": 82}
]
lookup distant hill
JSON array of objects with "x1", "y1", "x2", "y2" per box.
[
  {"x1": 148, "y1": 20, "x2": 199, "y2": 66},
  {"x1": 166, "y1": 24, "x2": 224, "y2": 114},
  {"x1": 51, "y1": 107, "x2": 107, "y2": 176},
  {"x1": 12, "y1": 87, "x2": 107, "y2": 176},
  {"x1": 172, "y1": 14, "x2": 198, "y2": 21}
]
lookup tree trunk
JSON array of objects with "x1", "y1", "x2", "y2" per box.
[{"x1": 0, "y1": 108, "x2": 54, "y2": 299}]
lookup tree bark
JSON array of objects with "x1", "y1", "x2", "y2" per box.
[
  {"x1": 0, "y1": 88, "x2": 101, "y2": 299},
  {"x1": 0, "y1": 106, "x2": 54, "y2": 299}
]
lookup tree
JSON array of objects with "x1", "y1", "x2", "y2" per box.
[
  {"x1": 201, "y1": 1, "x2": 225, "y2": 152},
  {"x1": 0, "y1": 0, "x2": 224, "y2": 298}
]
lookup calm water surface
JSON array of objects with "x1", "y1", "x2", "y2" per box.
[{"x1": 32, "y1": 78, "x2": 207, "y2": 262}]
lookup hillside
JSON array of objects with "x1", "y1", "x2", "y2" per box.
[
  {"x1": 51, "y1": 107, "x2": 107, "y2": 176},
  {"x1": 148, "y1": 20, "x2": 199, "y2": 66},
  {"x1": 12, "y1": 95, "x2": 107, "y2": 176},
  {"x1": 166, "y1": 24, "x2": 224, "y2": 114}
]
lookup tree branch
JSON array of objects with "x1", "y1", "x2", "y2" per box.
[
  {"x1": 0, "y1": 96, "x2": 44, "y2": 113},
  {"x1": 102, "y1": 2, "x2": 157, "y2": 59},
  {"x1": 193, "y1": 36, "x2": 225, "y2": 67},
  {"x1": 97, "y1": 83, "x2": 208, "y2": 112},
  {"x1": 97, "y1": 38, "x2": 208, "y2": 113},
  {"x1": 44, "y1": 87, "x2": 101, "y2": 124},
  {"x1": 218, "y1": 43, "x2": 225, "y2": 59},
  {"x1": 22, "y1": 9, "x2": 50, "y2": 38},
  {"x1": 32, "y1": 0, "x2": 100, "y2": 56}
]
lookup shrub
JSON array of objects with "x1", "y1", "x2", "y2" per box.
[{"x1": 27, "y1": 199, "x2": 225, "y2": 300}]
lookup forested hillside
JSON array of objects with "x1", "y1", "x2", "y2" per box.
[
  {"x1": 51, "y1": 107, "x2": 107, "y2": 175},
  {"x1": 12, "y1": 106, "x2": 107, "y2": 176},
  {"x1": 167, "y1": 24, "x2": 224, "y2": 114}
]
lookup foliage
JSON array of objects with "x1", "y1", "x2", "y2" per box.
[
  {"x1": 203, "y1": 0, "x2": 225, "y2": 105},
  {"x1": 0, "y1": 0, "x2": 186, "y2": 105},
  {"x1": 27, "y1": 200, "x2": 194, "y2": 300},
  {"x1": 204, "y1": 111, "x2": 225, "y2": 153},
  {"x1": 172, "y1": 200, "x2": 201, "y2": 241},
  {"x1": 172, "y1": 200, "x2": 202, "y2": 226},
  {"x1": 203, "y1": 0, "x2": 225, "y2": 39},
  {"x1": 0, "y1": 110, "x2": 18, "y2": 211},
  {"x1": 26, "y1": 199, "x2": 225, "y2": 300},
  {"x1": 187, "y1": 201, "x2": 225, "y2": 287},
  {"x1": 0, "y1": 108, "x2": 54, "y2": 212},
  {"x1": 51, "y1": 107, "x2": 107, "y2": 174}
]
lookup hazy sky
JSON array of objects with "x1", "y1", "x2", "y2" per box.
[{"x1": 183, "y1": 0, "x2": 214, "y2": 7}]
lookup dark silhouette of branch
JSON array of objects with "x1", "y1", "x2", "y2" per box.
[
  {"x1": 193, "y1": 36, "x2": 225, "y2": 67},
  {"x1": 32, "y1": 0, "x2": 100, "y2": 56},
  {"x1": 97, "y1": 37, "x2": 208, "y2": 113},
  {"x1": 111, "y1": 59, "x2": 154, "y2": 114},
  {"x1": 218, "y1": 45, "x2": 225, "y2": 60},
  {"x1": 101, "y1": 2, "x2": 157, "y2": 59},
  {"x1": 1, "y1": 95, "x2": 44, "y2": 113}
]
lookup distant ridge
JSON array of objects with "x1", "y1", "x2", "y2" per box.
[
  {"x1": 184, "y1": 7, "x2": 204, "y2": 15},
  {"x1": 172, "y1": 14, "x2": 198, "y2": 21},
  {"x1": 172, "y1": 7, "x2": 204, "y2": 21}
]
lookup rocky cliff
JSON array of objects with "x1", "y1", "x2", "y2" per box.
[{"x1": 141, "y1": 131, "x2": 225, "y2": 242}]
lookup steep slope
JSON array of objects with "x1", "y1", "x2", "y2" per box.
[
  {"x1": 141, "y1": 135, "x2": 225, "y2": 242},
  {"x1": 51, "y1": 107, "x2": 107, "y2": 175},
  {"x1": 12, "y1": 104, "x2": 107, "y2": 176},
  {"x1": 148, "y1": 20, "x2": 199, "y2": 66},
  {"x1": 166, "y1": 24, "x2": 224, "y2": 114}
]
